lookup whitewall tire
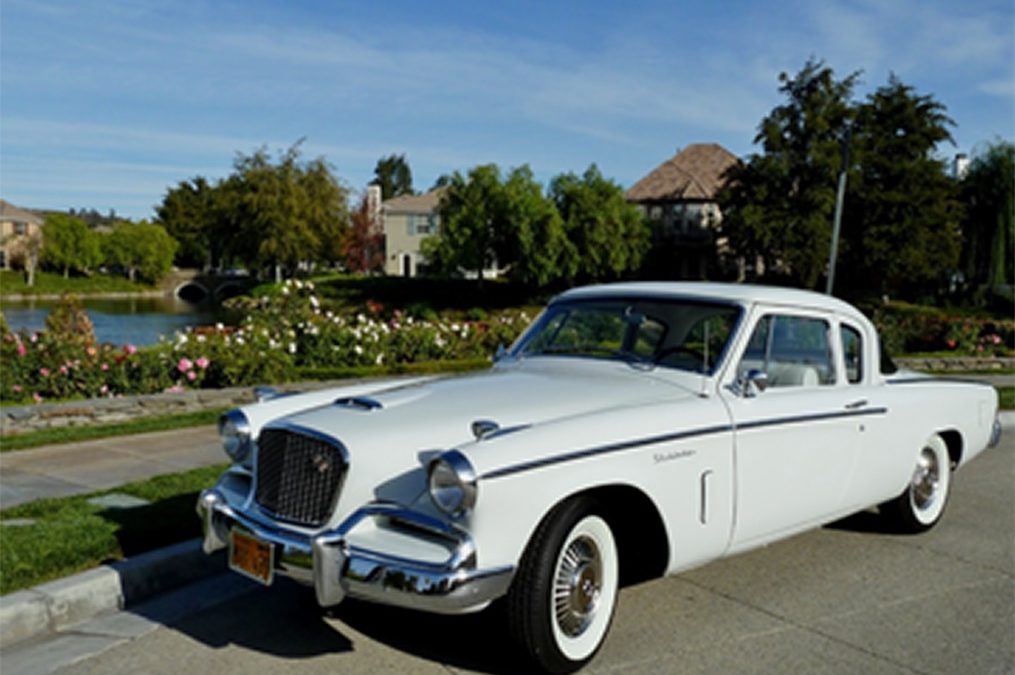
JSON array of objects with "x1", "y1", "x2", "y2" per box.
[{"x1": 881, "y1": 433, "x2": 952, "y2": 533}]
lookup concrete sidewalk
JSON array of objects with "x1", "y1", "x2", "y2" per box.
[{"x1": 0, "y1": 425, "x2": 222, "y2": 510}]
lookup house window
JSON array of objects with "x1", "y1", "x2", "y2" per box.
[{"x1": 14, "y1": 222, "x2": 26, "y2": 235}]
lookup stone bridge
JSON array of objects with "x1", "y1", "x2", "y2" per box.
[{"x1": 161, "y1": 269, "x2": 259, "y2": 303}]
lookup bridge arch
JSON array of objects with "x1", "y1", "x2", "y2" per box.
[{"x1": 175, "y1": 281, "x2": 210, "y2": 303}]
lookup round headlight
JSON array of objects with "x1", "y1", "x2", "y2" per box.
[
  {"x1": 428, "y1": 450, "x2": 477, "y2": 517},
  {"x1": 219, "y1": 409, "x2": 252, "y2": 464}
]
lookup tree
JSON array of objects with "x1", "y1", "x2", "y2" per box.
[
  {"x1": 959, "y1": 140, "x2": 1014, "y2": 300},
  {"x1": 41, "y1": 213, "x2": 102, "y2": 278},
  {"x1": 156, "y1": 176, "x2": 221, "y2": 269},
  {"x1": 104, "y1": 221, "x2": 178, "y2": 283},
  {"x1": 229, "y1": 144, "x2": 350, "y2": 281},
  {"x1": 423, "y1": 164, "x2": 503, "y2": 281},
  {"x1": 840, "y1": 76, "x2": 961, "y2": 296},
  {"x1": 499, "y1": 166, "x2": 574, "y2": 287},
  {"x1": 342, "y1": 191, "x2": 385, "y2": 273},
  {"x1": 721, "y1": 59, "x2": 859, "y2": 289},
  {"x1": 371, "y1": 154, "x2": 414, "y2": 200},
  {"x1": 549, "y1": 164, "x2": 649, "y2": 283}
]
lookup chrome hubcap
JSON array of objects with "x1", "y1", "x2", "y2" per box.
[
  {"x1": 553, "y1": 535, "x2": 602, "y2": 637},
  {"x1": 911, "y1": 446, "x2": 940, "y2": 510}
]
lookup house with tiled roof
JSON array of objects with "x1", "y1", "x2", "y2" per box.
[
  {"x1": 381, "y1": 189, "x2": 444, "y2": 277},
  {"x1": 627, "y1": 143, "x2": 740, "y2": 278},
  {"x1": 0, "y1": 199, "x2": 44, "y2": 271}
]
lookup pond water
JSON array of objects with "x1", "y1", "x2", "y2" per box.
[{"x1": 1, "y1": 296, "x2": 234, "y2": 346}]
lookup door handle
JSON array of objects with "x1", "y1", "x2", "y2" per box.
[{"x1": 845, "y1": 399, "x2": 868, "y2": 410}]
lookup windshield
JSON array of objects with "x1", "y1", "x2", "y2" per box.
[{"x1": 511, "y1": 297, "x2": 741, "y2": 374}]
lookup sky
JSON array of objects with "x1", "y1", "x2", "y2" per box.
[{"x1": 1, "y1": 0, "x2": 1013, "y2": 220}]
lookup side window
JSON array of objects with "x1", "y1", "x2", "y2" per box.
[
  {"x1": 739, "y1": 314, "x2": 835, "y2": 387},
  {"x1": 840, "y1": 324, "x2": 863, "y2": 384}
]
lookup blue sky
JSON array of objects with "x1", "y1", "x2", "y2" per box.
[{"x1": 2, "y1": 0, "x2": 1013, "y2": 219}]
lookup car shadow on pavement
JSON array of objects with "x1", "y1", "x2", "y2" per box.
[
  {"x1": 326, "y1": 598, "x2": 534, "y2": 674},
  {"x1": 151, "y1": 576, "x2": 530, "y2": 672},
  {"x1": 824, "y1": 508, "x2": 900, "y2": 534},
  {"x1": 159, "y1": 578, "x2": 354, "y2": 658}
]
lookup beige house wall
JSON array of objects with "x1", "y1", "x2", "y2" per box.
[{"x1": 0, "y1": 208, "x2": 43, "y2": 271}]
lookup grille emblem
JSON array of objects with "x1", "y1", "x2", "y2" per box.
[{"x1": 310, "y1": 452, "x2": 331, "y2": 475}]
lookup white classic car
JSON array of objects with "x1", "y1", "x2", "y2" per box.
[{"x1": 197, "y1": 282, "x2": 1001, "y2": 673}]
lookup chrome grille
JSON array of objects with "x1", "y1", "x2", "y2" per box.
[{"x1": 255, "y1": 428, "x2": 347, "y2": 527}]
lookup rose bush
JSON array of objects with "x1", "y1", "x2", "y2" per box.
[{"x1": 1, "y1": 280, "x2": 531, "y2": 404}]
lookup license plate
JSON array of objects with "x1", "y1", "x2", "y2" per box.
[{"x1": 229, "y1": 529, "x2": 274, "y2": 585}]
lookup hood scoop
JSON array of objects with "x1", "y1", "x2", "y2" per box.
[
  {"x1": 334, "y1": 396, "x2": 383, "y2": 411},
  {"x1": 471, "y1": 419, "x2": 531, "y2": 441}
]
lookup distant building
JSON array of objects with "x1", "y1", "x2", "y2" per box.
[
  {"x1": 381, "y1": 189, "x2": 443, "y2": 277},
  {"x1": 0, "y1": 199, "x2": 44, "y2": 271},
  {"x1": 627, "y1": 143, "x2": 740, "y2": 278}
]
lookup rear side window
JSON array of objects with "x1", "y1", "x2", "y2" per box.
[
  {"x1": 840, "y1": 325, "x2": 863, "y2": 384},
  {"x1": 739, "y1": 315, "x2": 835, "y2": 387}
]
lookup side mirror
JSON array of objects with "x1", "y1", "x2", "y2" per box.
[{"x1": 736, "y1": 369, "x2": 769, "y2": 398}]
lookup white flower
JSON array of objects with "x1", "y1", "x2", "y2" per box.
[
  {"x1": 236, "y1": 336, "x2": 245, "y2": 345},
  {"x1": 354, "y1": 345, "x2": 363, "y2": 355},
  {"x1": 309, "y1": 295, "x2": 320, "y2": 308},
  {"x1": 306, "y1": 281, "x2": 315, "y2": 290},
  {"x1": 281, "y1": 286, "x2": 290, "y2": 296},
  {"x1": 288, "y1": 342, "x2": 297, "y2": 354},
  {"x1": 215, "y1": 322, "x2": 224, "y2": 330},
  {"x1": 375, "y1": 353, "x2": 384, "y2": 365},
  {"x1": 295, "y1": 279, "x2": 303, "y2": 289}
]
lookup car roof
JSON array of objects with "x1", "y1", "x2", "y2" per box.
[{"x1": 555, "y1": 282, "x2": 868, "y2": 323}]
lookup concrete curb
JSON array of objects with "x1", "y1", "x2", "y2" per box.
[{"x1": 0, "y1": 538, "x2": 224, "y2": 649}]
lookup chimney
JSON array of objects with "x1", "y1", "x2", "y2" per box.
[
  {"x1": 366, "y1": 185, "x2": 382, "y2": 226},
  {"x1": 953, "y1": 153, "x2": 969, "y2": 179}
]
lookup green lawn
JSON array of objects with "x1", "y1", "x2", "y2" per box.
[
  {"x1": 0, "y1": 463, "x2": 227, "y2": 595},
  {"x1": 0, "y1": 270, "x2": 154, "y2": 296},
  {"x1": 999, "y1": 386, "x2": 1014, "y2": 410}
]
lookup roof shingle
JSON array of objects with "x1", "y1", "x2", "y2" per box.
[{"x1": 626, "y1": 143, "x2": 740, "y2": 202}]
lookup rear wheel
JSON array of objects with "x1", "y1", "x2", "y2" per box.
[
  {"x1": 507, "y1": 497, "x2": 619, "y2": 674},
  {"x1": 880, "y1": 433, "x2": 951, "y2": 533}
]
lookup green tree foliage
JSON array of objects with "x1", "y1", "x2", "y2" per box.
[
  {"x1": 342, "y1": 192, "x2": 386, "y2": 273},
  {"x1": 156, "y1": 177, "x2": 222, "y2": 269},
  {"x1": 41, "y1": 213, "x2": 102, "y2": 278},
  {"x1": 841, "y1": 76, "x2": 961, "y2": 296},
  {"x1": 423, "y1": 164, "x2": 572, "y2": 287},
  {"x1": 227, "y1": 145, "x2": 350, "y2": 281},
  {"x1": 721, "y1": 59, "x2": 859, "y2": 289},
  {"x1": 960, "y1": 141, "x2": 1014, "y2": 297},
  {"x1": 549, "y1": 164, "x2": 649, "y2": 283},
  {"x1": 104, "y1": 221, "x2": 178, "y2": 283},
  {"x1": 371, "y1": 154, "x2": 414, "y2": 200},
  {"x1": 423, "y1": 164, "x2": 503, "y2": 281}
]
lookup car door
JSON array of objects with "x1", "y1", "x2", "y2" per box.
[{"x1": 720, "y1": 308, "x2": 874, "y2": 552}]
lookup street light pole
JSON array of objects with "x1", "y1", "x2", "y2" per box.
[{"x1": 826, "y1": 124, "x2": 853, "y2": 296}]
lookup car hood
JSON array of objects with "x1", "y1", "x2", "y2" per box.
[{"x1": 270, "y1": 359, "x2": 697, "y2": 518}]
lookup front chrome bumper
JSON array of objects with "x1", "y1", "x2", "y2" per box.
[{"x1": 196, "y1": 489, "x2": 513, "y2": 614}]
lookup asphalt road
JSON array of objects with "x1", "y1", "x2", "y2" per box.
[{"x1": 11, "y1": 435, "x2": 1014, "y2": 675}]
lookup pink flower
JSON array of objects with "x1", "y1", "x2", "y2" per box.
[
  {"x1": 124, "y1": 344, "x2": 138, "y2": 355},
  {"x1": 39, "y1": 367, "x2": 50, "y2": 377},
  {"x1": 100, "y1": 362, "x2": 109, "y2": 371},
  {"x1": 195, "y1": 356, "x2": 210, "y2": 370},
  {"x1": 13, "y1": 385, "x2": 22, "y2": 393},
  {"x1": 177, "y1": 357, "x2": 193, "y2": 373},
  {"x1": 16, "y1": 342, "x2": 26, "y2": 357},
  {"x1": 164, "y1": 384, "x2": 185, "y2": 394},
  {"x1": 59, "y1": 365, "x2": 68, "y2": 375},
  {"x1": 186, "y1": 370, "x2": 197, "y2": 381},
  {"x1": 29, "y1": 333, "x2": 38, "y2": 343},
  {"x1": 86, "y1": 346, "x2": 98, "y2": 357},
  {"x1": 100, "y1": 384, "x2": 109, "y2": 394},
  {"x1": 32, "y1": 393, "x2": 42, "y2": 403}
]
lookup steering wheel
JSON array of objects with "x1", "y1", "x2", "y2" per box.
[{"x1": 654, "y1": 345, "x2": 706, "y2": 365}]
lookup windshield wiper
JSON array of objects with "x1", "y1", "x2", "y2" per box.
[{"x1": 533, "y1": 344, "x2": 656, "y2": 369}]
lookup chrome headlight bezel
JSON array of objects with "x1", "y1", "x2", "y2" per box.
[
  {"x1": 427, "y1": 450, "x2": 477, "y2": 518},
  {"x1": 219, "y1": 409, "x2": 252, "y2": 464}
]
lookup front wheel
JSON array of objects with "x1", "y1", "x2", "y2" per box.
[
  {"x1": 880, "y1": 433, "x2": 952, "y2": 533},
  {"x1": 507, "y1": 497, "x2": 619, "y2": 674}
]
